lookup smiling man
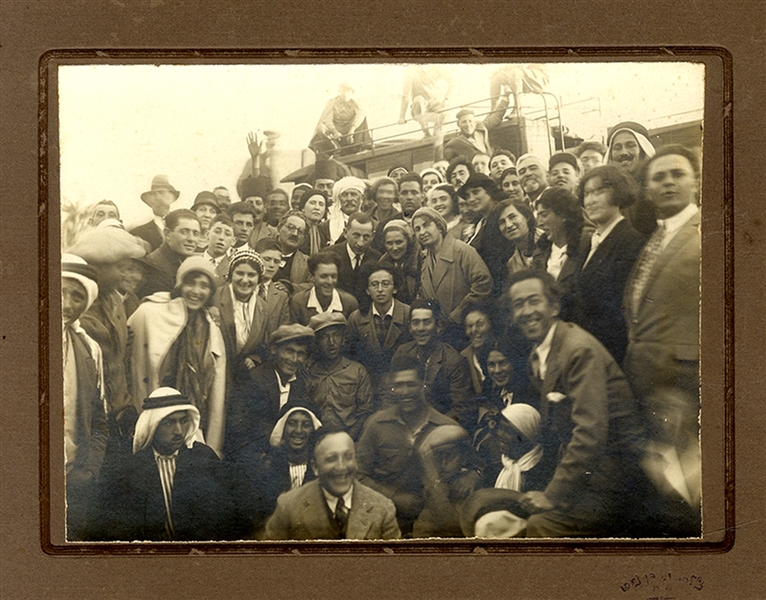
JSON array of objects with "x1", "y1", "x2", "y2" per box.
[
  {"x1": 357, "y1": 364, "x2": 464, "y2": 535},
  {"x1": 547, "y1": 152, "x2": 582, "y2": 195},
  {"x1": 289, "y1": 252, "x2": 359, "y2": 326},
  {"x1": 514, "y1": 154, "x2": 549, "y2": 206},
  {"x1": 265, "y1": 427, "x2": 400, "y2": 540},
  {"x1": 506, "y1": 270, "x2": 651, "y2": 538},
  {"x1": 606, "y1": 121, "x2": 656, "y2": 178},
  {"x1": 443, "y1": 96, "x2": 509, "y2": 162},
  {"x1": 137, "y1": 209, "x2": 201, "y2": 298}
]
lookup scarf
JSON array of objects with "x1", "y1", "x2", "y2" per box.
[{"x1": 494, "y1": 445, "x2": 543, "y2": 491}]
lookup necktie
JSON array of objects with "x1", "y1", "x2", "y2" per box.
[
  {"x1": 374, "y1": 313, "x2": 390, "y2": 348},
  {"x1": 530, "y1": 349, "x2": 542, "y2": 382},
  {"x1": 334, "y1": 496, "x2": 349, "y2": 537},
  {"x1": 258, "y1": 283, "x2": 267, "y2": 300},
  {"x1": 241, "y1": 300, "x2": 251, "y2": 338},
  {"x1": 630, "y1": 224, "x2": 667, "y2": 315},
  {"x1": 353, "y1": 254, "x2": 361, "y2": 271}
]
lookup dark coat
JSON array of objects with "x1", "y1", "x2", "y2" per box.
[
  {"x1": 137, "y1": 242, "x2": 184, "y2": 299},
  {"x1": 94, "y1": 442, "x2": 238, "y2": 541},
  {"x1": 391, "y1": 340, "x2": 475, "y2": 428},
  {"x1": 573, "y1": 219, "x2": 644, "y2": 364},
  {"x1": 129, "y1": 219, "x2": 164, "y2": 253},
  {"x1": 228, "y1": 363, "x2": 311, "y2": 459},
  {"x1": 347, "y1": 299, "x2": 411, "y2": 383},
  {"x1": 531, "y1": 230, "x2": 591, "y2": 323},
  {"x1": 289, "y1": 287, "x2": 359, "y2": 326},
  {"x1": 322, "y1": 242, "x2": 382, "y2": 304}
]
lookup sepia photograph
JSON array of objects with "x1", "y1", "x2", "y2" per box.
[{"x1": 54, "y1": 59, "x2": 707, "y2": 545}]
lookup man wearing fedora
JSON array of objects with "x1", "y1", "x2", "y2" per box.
[{"x1": 130, "y1": 174, "x2": 180, "y2": 252}]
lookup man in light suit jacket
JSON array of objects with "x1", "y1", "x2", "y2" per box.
[
  {"x1": 264, "y1": 429, "x2": 401, "y2": 540},
  {"x1": 507, "y1": 270, "x2": 650, "y2": 537},
  {"x1": 623, "y1": 145, "x2": 701, "y2": 409}
]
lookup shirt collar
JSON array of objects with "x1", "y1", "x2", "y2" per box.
[
  {"x1": 229, "y1": 285, "x2": 254, "y2": 307},
  {"x1": 275, "y1": 369, "x2": 296, "y2": 388},
  {"x1": 346, "y1": 243, "x2": 363, "y2": 264},
  {"x1": 534, "y1": 321, "x2": 558, "y2": 370},
  {"x1": 307, "y1": 287, "x2": 343, "y2": 312},
  {"x1": 152, "y1": 447, "x2": 180, "y2": 460},
  {"x1": 658, "y1": 203, "x2": 698, "y2": 235},
  {"x1": 593, "y1": 214, "x2": 624, "y2": 241},
  {"x1": 321, "y1": 484, "x2": 353, "y2": 512},
  {"x1": 372, "y1": 302, "x2": 394, "y2": 318},
  {"x1": 152, "y1": 214, "x2": 166, "y2": 233}
]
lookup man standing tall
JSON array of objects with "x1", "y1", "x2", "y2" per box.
[{"x1": 130, "y1": 175, "x2": 180, "y2": 252}]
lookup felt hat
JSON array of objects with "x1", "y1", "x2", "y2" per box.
[
  {"x1": 308, "y1": 311, "x2": 347, "y2": 334},
  {"x1": 141, "y1": 174, "x2": 180, "y2": 203},
  {"x1": 269, "y1": 323, "x2": 315, "y2": 347},
  {"x1": 191, "y1": 191, "x2": 221, "y2": 213},
  {"x1": 61, "y1": 253, "x2": 99, "y2": 312}
]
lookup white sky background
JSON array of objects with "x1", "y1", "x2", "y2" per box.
[{"x1": 59, "y1": 62, "x2": 704, "y2": 229}]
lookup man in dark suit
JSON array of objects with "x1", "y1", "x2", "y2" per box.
[
  {"x1": 93, "y1": 387, "x2": 238, "y2": 541},
  {"x1": 443, "y1": 96, "x2": 509, "y2": 162},
  {"x1": 289, "y1": 252, "x2": 359, "y2": 326},
  {"x1": 574, "y1": 165, "x2": 645, "y2": 364},
  {"x1": 129, "y1": 174, "x2": 180, "y2": 252},
  {"x1": 265, "y1": 428, "x2": 400, "y2": 540},
  {"x1": 137, "y1": 209, "x2": 201, "y2": 298},
  {"x1": 390, "y1": 299, "x2": 474, "y2": 429},
  {"x1": 229, "y1": 324, "x2": 314, "y2": 460},
  {"x1": 347, "y1": 264, "x2": 411, "y2": 388},
  {"x1": 322, "y1": 212, "x2": 381, "y2": 304},
  {"x1": 507, "y1": 270, "x2": 649, "y2": 537}
]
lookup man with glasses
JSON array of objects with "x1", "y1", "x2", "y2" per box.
[
  {"x1": 273, "y1": 210, "x2": 312, "y2": 294},
  {"x1": 347, "y1": 264, "x2": 411, "y2": 389}
]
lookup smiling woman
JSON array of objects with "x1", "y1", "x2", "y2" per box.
[{"x1": 126, "y1": 256, "x2": 227, "y2": 455}]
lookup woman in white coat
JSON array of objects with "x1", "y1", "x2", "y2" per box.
[{"x1": 127, "y1": 256, "x2": 226, "y2": 455}]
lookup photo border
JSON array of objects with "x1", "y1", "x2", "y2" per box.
[{"x1": 40, "y1": 47, "x2": 733, "y2": 556}]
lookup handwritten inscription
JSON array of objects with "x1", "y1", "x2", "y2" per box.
[{"x1": 620, "y1": 572, "x2": 703, "y2": 596}]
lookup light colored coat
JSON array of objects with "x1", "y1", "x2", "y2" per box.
[
  {"x1": 264, "y1": 479, "x2": 401, "y2": 540},
  {"x1": 127, "y1": 293, "x2": 226, "y2": 454},
  {"x1": 418, "y1": 235, "x2": 493, "y2": 324}
]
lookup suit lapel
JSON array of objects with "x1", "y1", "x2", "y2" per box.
[
  {"x1": 346, "y1": 483, "x2": 373, "y2": 539},
  {"x1": 241, "y1": 295, "x2": 266, "y2": 356},
  {"x1": 642, "y1": 213, "x2": 700, "y2": 298},
  {"x1": 537, "y1": 323, "x2": 567, "y2": 423},
  {"x1": 217, "y1": 286, "x2": 238, "y2": 354}
]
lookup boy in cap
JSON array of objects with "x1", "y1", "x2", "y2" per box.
[
  {"x1": 93, "y1": 387, "x2": 237, "y2": 541},
  {"x1": 547, "y1": 152, "x2": 583, "y2": 195},
  {"x1": 306, "y1": 312, "x2": 374, "y2": 440},
  {"x1": 61, "y1": 254, "x2": 108, "y2": 540}
]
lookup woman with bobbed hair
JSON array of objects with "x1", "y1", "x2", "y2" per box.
[
  {"x1": 298, "y1": 188, "x2": 330, "y2": 255},
  {"x1": 531, "y1": 187, "x2": 590, "y2": 321},
  {"x1": 426, "y1": 183, "x2": 461, "y2": 233},
  {"x1": 127, "y1": 256, "x2": 226, "y2": 454},
  {"x1": 573, "y1": 164, "x2": 645, "y2": 364},
  {"x1": 494, "y1": 199, "x2": 537, "y2": 279}
]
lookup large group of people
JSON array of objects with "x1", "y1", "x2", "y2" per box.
[{"x1": 61, "y1": 97, "x2": 701, "y2": 542}]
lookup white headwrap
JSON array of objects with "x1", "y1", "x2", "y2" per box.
[
  {"x1": 269, "y1": 405, "x2": 322, "y2": 449},
  {"x1": 327, "y1": 176, "x2": 366, "y2": 243},
  {"x1": 494, "y1": 403, "x2": 543, "y2": 491},
  {"x1": 62, "y1": 253, "x2": 99, "y2": 312},
  {"x1": 132, "y1": 387, "x2": 201, "y2": 454},
  {"x1": 607, "y1": 127, "x2": 656, "y2": 162}
]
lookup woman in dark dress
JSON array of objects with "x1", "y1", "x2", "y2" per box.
[{"x1": 377, "y1": 219, "x2": 420, "y2": 305}]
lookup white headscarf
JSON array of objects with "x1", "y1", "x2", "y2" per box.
[
  {"x1": 607, "y1": 127, "x2": 656, "y2": 162},
  {"x1": 62, "y1": 253, "x2": 99, "y2": 313},
  {"x1": 132, "y1": 387, "x2": 201, "y2": 454},
  {"x1": 327, "y1": 176, "x2": 366, "y2": 243},
  {"x1": 494, "y1": 403, "x2": 543, "y2": 491},
  {"x1": 269, "y1": 405, "x2": 322, "y2": 449}
]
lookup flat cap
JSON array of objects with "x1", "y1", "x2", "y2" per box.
[
  {"x1": 269, "y1": 323, "x2": 314, "y2": 346},
  {"x1": 309, "y1": 311, "x2": 347, "y2": 333}
]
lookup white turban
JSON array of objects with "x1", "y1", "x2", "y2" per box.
[
  {"x1": 61, "y1": 253, "x2": 99, "y2": 312},
  {"x1": 327, "y1": 176, "x2": 366, "y2": 243},
  {"x1": 607, "y1": 126, "x2": 656, "y2": 161},
  {"x1": 495, "y1": 403, "x2": 543, "y2": 491}
]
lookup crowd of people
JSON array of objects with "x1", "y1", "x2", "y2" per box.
[{"x1": 61, "y1": 103, "x2": 702, "y2": 541}]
